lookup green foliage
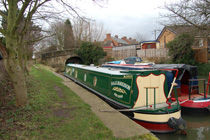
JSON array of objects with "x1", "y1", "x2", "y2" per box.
[
  {"x1": 76, "y1": 41, "x2": 106, "y2": 65},
  {"x1": 166, "y1": 33, "x2": 195, "y2": 65},
  {"x1": 64, "y1": 19, "x2": 75, "y2": 49},
  {"x1": 195, "y1": 62, "x2": 210, "y2": 77}
]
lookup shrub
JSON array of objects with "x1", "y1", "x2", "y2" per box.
[
  {"x1": 166, "y1": 33, "x2": 195, "y2": 65},
  {"x1": 75, "y1": 41, "x2": 106, "y2": 65}
]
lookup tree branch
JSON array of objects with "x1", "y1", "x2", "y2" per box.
[
  {"x1": 20, "y1": 0, "x2": 50, "y2": 36},
  {"x1": 0, "y1": 27, "x2": 6, "y2": 36},
  {"x1": 11, "y1": 0, "x2": 30, "y2": 34},
  {"x1": 0, "y1": 9, "x2": 7, "y2": 20}
]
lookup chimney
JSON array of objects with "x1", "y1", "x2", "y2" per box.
[
  {"x1": 106, "y1": 33, "x2": 111, "y2": 40},
  {"x1": 122, "y1": 36, "x2": 127, "y2": 40},
  {"x1": 129, "y1": 37, "x2": 132, "y2": 40},
  {"x1": 115, "y1": 35, "x2": 118, "y2": 38}
]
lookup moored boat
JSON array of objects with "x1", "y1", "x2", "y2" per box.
[
  {"x1": 103, "y1": 63, "x2": 210, "y2": 115},
  {"x1": 64, "y1": 63, "x2": 186, "y2": 133}
]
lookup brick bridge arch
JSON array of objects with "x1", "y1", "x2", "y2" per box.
[{"x1": 39, "y1": 49, "x2": 82, "y2": 66}]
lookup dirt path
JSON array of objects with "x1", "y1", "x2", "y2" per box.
[{"x1": 53, "y1": 72, "x2": 153, "y2": 138}]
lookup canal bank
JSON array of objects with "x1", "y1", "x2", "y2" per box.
[{"x1": 53, "y1": 72, "x2": 156, "y2": 139}]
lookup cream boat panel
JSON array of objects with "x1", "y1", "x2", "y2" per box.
[
  {"x1": 134, "y1": 110, "x2": 181, "y2": 123},
  {"x1": 133, "y1": 73, "x2": 166, "y2": 108}
]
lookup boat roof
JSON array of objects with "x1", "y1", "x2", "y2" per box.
[
  {"x1": 153, "y1": 64, "x2": 198, "y2": 77},
  {"x1": 67, "y1": 64, "x2": 157, "y2": 75}
]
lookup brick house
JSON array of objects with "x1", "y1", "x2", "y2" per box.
[
  {"x1": 157, "y1": 26, "x2": 210, "y2": 63},
  {"x1": 103, "y1": 33, "x2": 139, "y2": 58},
  {"x1": 103, "y1": 33, "x2": 138, "y2": 47}
]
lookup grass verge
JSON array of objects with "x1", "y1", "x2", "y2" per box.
[{"x1": 0, "y1": 64, "x2": 157, "y2": 140}]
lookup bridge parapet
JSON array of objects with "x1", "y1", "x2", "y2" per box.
[{"x1": 41, "y1": 49, "x2": 76, "y2": 60}]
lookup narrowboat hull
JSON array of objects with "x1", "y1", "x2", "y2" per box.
[
  {"x1": 179, "y1": 99, "x2": 210, "y2": 115},
  {"x1": 64, "y1": 64, "x2": 186, "y2": 133},
  {"x1": 103, "y1": 63, "x2": 210, "y2": 115}
]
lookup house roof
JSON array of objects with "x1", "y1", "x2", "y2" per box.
[
  {"x1": 112, "y1": 37, "x2": 129, "y2": 45},
  {"x1": 127, "y1": 39, "x2": 138, "y2": 44},
  {"x1": 157, "y1": 25, "x2": 210, "y2": 40}
]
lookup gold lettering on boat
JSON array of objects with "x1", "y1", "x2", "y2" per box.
[
  {"x1": 111, "y1": 81, "x2": 131, "y2": 90},
  {"x1": 112, "y1": 87, "x2": 127, "y2": 94},
  {"x1": 114, "y1": 93, "x2": 123, "y2": 98}
]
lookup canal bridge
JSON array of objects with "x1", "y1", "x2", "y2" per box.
[{"x1": 38, "y1": 49, "x2": 82, "y2": 66}]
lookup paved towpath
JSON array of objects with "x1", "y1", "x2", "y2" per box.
[{"x1": 53, "y1": 72, "x2": 153, "y2": 138}]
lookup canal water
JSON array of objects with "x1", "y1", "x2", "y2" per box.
[
  {"x1": 156, "y1": 114, "x2": 210, "y2": 140},
  {"x1": 156, "y1": 79, "x2": 210, "y2": 140}
]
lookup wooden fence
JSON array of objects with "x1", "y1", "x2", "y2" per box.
[
  {"x1": 137, "y1": 48, "x2": 168, "y2": 58},
  {"x1": 112, "y1": 45, "x2": 137, "y2": 59},
  {"x1": 111, "y1": 46, "x2": 168, "y2": 60}
]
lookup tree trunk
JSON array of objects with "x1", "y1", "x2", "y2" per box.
[
  {"x1": 4, "y1": 35, "x2": 28, "y2": 106},
  {"x1": 4, "y1": 58, "x2": 28, "y2": 106}
]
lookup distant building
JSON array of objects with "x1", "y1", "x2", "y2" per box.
[
  {"x1": 102, "y1": 33, "x2": 139, "y2": 58},
  {"x1": 103, "y1": 33, "x2": 138, "y2": 47},
  {"x1": 140, "y1": 40, "x2": 159, "y2": 49},
  {"x1": 157, "y1": 25, "x2": 210, "y2": 62}
]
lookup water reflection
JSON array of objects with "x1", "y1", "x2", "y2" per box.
[{"x1": 156, "y1": 115, "x2": 210, "y2": 140}]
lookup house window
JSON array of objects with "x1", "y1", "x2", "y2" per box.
[{"x1": 194, "y1": 38, "x2": 203, "y2": 47}]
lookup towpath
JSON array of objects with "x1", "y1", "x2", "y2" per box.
[{"x1": 53, "y1": 72, "x2": 153, "y2": 139}]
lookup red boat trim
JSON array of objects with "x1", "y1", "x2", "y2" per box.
[
  {"x1": 180, "y1": 100, "x2": 210, "y2": 108},
  {"x1": 132, "y1": 118, "x2": 176, "y2": 133}
]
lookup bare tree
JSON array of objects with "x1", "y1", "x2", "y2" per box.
[
  {"x1": 0, "y1": 0, "x2": 100, "y2": 106},
  {"x1": 48, "y1": 21, "x2": 65, "y2": 50},
  {"x1": 161, "y1": 0, "x2": 210, "y2": 32},
  {"x1": 134, "y1": 33, "x2": 149, "y2": 42},
  {"x1": 73, "y1": 17, "x2": 106, "y2": 47}
]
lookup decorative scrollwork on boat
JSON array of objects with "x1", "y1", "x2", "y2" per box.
[
  {"x1": 84, "y1": 74, "x2": 87, "y2": 82},
  {"x1": 75, "y1": 70, "x2": 78, "y2": 78},
  {"x1": 93, "y1": 76, "x2": 97, "y2": 86}
]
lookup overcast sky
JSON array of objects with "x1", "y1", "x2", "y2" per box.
[{"x1": 73, "y1": 0, "x2": 171, "y2": 40}]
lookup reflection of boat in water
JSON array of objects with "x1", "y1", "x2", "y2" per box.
[
  {"x1": 103, "y1": 61, "x2": 210, "y2": 115},
  {"x1": 64, "y1": 63, "x2": 186, "y2": 133}
]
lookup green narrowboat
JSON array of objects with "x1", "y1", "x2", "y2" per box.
[{"x1": 64, "y1": 63, "x2": 186, "y2": 133}]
